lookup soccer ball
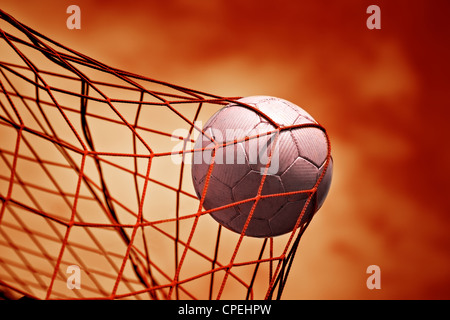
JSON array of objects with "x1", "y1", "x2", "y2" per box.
[{"x1": 191, "y1": 96, "x2": 333, "y2": 237}]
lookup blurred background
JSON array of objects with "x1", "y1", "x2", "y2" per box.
[{"x1": 1, "y1": 0, "x2": 449, "y2": 299}]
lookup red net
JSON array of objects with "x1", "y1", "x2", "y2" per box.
[{"x1": 0, "y1": 10, "x2": 329, "y2": 300}]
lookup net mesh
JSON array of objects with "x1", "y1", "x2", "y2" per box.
[{"x1": 0, "y1": 10, "x2": 330, "y2": 300}]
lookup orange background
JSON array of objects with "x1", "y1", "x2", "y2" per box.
[{"x1": 2, "y1": 0, "x2": 450, "y2": 299}]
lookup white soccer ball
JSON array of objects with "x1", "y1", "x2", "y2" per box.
[{"x1": 191, "y1": 96, "x2": 333, "y2": 237}]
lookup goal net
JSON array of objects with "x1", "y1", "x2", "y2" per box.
[{"x1": 0, "y1": 10, "x2": 327, "y2": 300}]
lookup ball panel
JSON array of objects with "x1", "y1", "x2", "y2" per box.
[
  {"x1": 254, "y1": 97, "x2": 300, "y2": 126},
  {"x1": 269, "y1": 200, "x2": 312, "y2": 236},
  {"x1": 291, "y1": 127, "x2": 328, "y2": 168},
  {"x1": 207, "y1": 105, "x2": 260, "y2": 139},
  {"x1": 211, "y1": 142, "x2": 250, "y2": 188},
  {"x1": 273, "y1": 130, "x2": 300, "y2": 174},
  {"x1": 280, "y1": 157, "x2": 318, "y2": 193}
]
